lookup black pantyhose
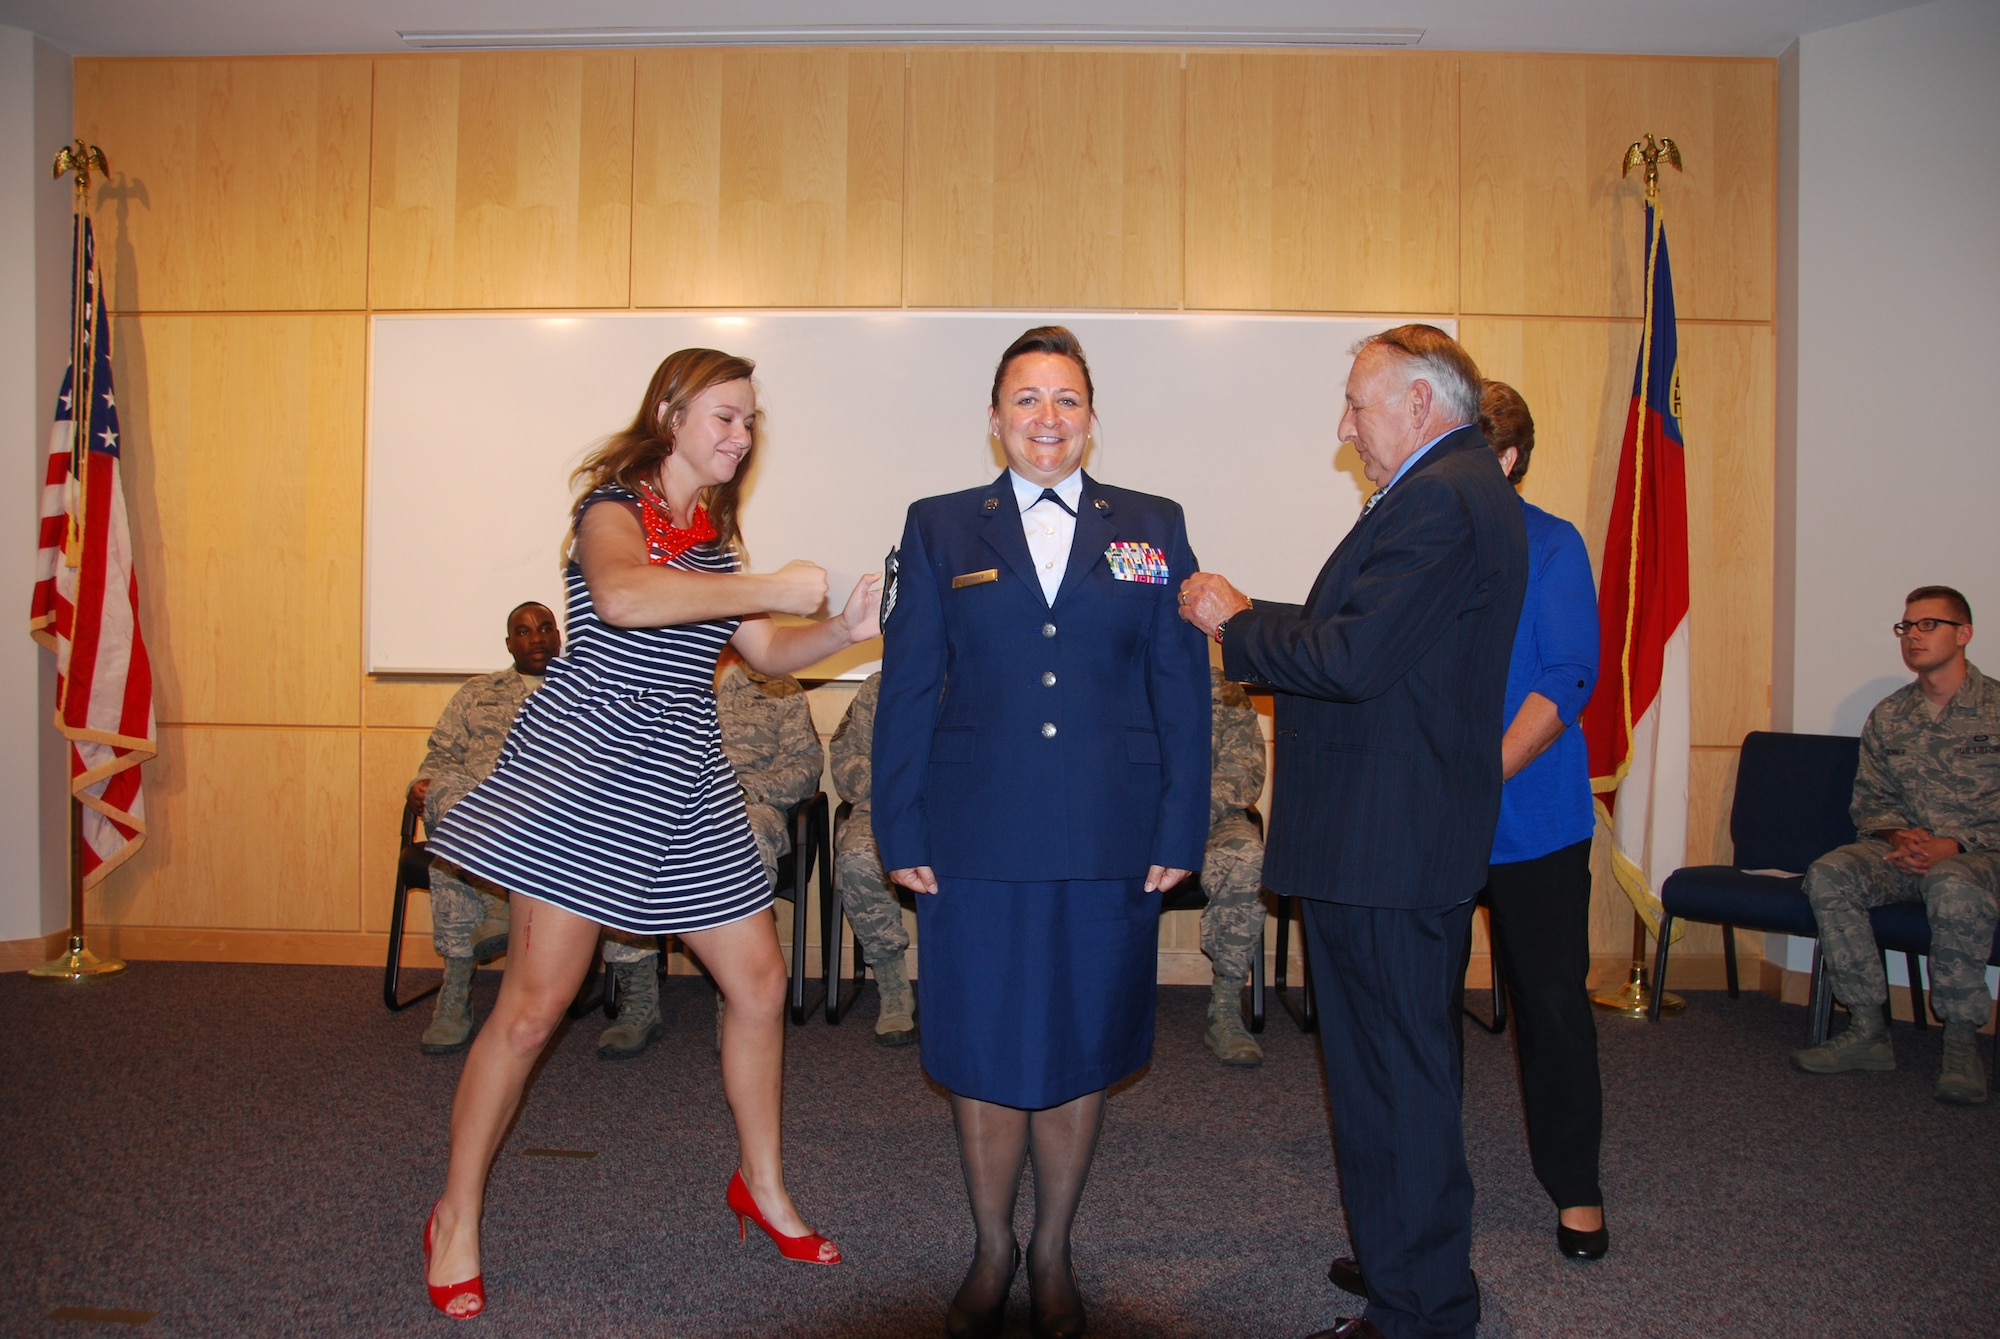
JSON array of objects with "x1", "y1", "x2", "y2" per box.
[
  {"x1": 1025, "y1": 1089, "x2": 1105, "y2": 1331},
  {"x1": 945, "y1": 1090, "x2": 1107, "y2": 1335}
]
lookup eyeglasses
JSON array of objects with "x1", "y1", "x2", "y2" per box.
[{"x1": 1893, "y1": 618, "x2": 1968, "y2": 636}]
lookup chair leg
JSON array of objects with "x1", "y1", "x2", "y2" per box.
[
  {"x1": 1490, "y1": 931, "x2": 1508, "y2": 1033},
  {"x1": 1248, "y1": 914, "x2": 1267, "y2": 1035},
  {"x1": 384, "y1": 883, "x2": 440, "y2": 1012},
  {"x1": 1648, "y1": 915, "x2": 1675, "y2": 1022},
  {"x1": 1906, "y1": 952, "x2": 1927, "y2": 1031},
  {"x1": 1807, "y1": 945, "x2": 1832, "y2": 1046},
  {"x1": 1300, "y1": 932, "x2": 1318, "y2": 1033},
  {"x1": 1723, "y1": 924, "x2": 1740, "y2": 998}
]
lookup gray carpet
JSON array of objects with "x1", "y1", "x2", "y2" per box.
[{"x1": 2, "y1": 963, "x2": 1995, "y2": 1337}]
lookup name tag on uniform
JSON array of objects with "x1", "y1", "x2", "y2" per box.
[
  {"x1": 1105, "y1": 541, "x2": 1169, "y2": 584},
  {"x1": 952, "y1": 568, "x2": 1000, "y2": 589}
]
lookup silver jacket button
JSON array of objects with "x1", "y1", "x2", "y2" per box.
[
  {"x1": 1041, "y1": 722, "x2": 1058, "y2": 738},
  {"x1": 1041, "y1": 622, "x2": 1057, "y2": 638},
  {"x1": 1041, "y1": 671, "x2": 1057, "y2": 687}
]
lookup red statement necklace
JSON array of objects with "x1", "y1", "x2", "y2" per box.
[{"x1": 633, "y1": 479, "x2": 717, "y2": 564}]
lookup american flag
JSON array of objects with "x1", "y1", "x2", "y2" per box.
[{"x1": 28, "y1": 216, "x2": 156, "y2": 888}]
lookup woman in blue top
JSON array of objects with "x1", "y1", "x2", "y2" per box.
[{"x1": 1475, "y1": 380, "x2": 1609, "y2": 1261}]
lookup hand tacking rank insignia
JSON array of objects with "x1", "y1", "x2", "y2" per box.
[
  {"x1": 1105, "y1": 541, "x2": 1169, "y2": 584},
  {"x1": 881, "y1": 546, "x2": 900, "y2": 625}
]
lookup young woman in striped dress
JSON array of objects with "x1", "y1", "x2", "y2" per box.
[{"x1": 420, "y1": 348, "x2": 881, "y2": 1319}]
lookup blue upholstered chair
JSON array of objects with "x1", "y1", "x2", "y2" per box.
[{"x1": 1649, "y1": 731, "x2": 1861, "y2": 1041}]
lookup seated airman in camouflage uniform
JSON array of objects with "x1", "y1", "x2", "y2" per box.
[
  {"x1": 1791, "y1": 586, "x2": 2000, "y2": 1104},
  {"x1": 597, "y1": 652, "x2": 826, "y2": 1058},
  {"x1": 828, "y1": 673, "x2": 918, "y2": 1045},
  {"x1": 411, "y1": 602, "x2": 560, "y2": 1054},
  {"x1": 1203, "y1": 665, "x2": 1270, "y2": 1065}
]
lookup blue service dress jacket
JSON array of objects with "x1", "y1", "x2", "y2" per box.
[
  {"x1": 1220, "y1": 424, "x2": 1529, "y2": 908},
  {"x1": 872, "y1": 470, "x2": 1211, "y2": 881}
]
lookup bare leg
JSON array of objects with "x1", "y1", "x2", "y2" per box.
[
  {"x1": 1026, "y1": 1089, "x2": 1107, "y2": 1328},
  {"x1": 427, "y1": 896, "x2": 601, "y2": 1310},
  {"x1": 678, "y1": 909, "x2": 818, "y2": 1237},
  {"x1": 949, "y1": 1095, "x2": 1030, "y2": 1318}
]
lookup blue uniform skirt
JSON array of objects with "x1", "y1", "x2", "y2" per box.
[{"x1": 915, "y1": 876, "x2": 1159, "y2": 1109}]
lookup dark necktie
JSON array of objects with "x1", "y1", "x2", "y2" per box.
[
  {"x1": 1035, "y1": 487, "x2": 1077, "y2": 517},
  {"x1": 1361, "y1": 488, "x2": 1385, "y2": 516}
]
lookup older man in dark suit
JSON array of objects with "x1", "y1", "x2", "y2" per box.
[{"x1": 1180, "y1": 325, "x2": 1527, "y2": 1339}]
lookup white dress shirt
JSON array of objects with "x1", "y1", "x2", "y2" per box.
[{"x1": 1010, "y1": 468, "x2": 1084, "y2": 605}]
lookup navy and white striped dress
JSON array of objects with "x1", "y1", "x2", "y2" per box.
[{"x1": 426, "y1": 485, "x2": 771, "y2": 935}]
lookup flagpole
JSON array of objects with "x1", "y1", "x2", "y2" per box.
[
  {"x1": 1589, "y1": 134, "x2": 1685, "y2": 1018},
  {"x1": 31, "y1": 141, "x2": 125, "y2": 983}
]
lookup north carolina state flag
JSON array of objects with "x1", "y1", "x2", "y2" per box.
[{"x1": 1580, "y1": 198, "x2": 1690, "y2": 936}]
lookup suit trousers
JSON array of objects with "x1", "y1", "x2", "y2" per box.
[
  {"x1": 1466, "y1": 838, "x2": 1604, "y2": 1210},
  {"x1": 1304, "y1": 896, "x2": 1479, "y2": 1339}
]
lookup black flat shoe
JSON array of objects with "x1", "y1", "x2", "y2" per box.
[
  {"x1": 945, "y1": 1243, "x2": 1018, "y2": 1339},
  {"x1": 1556, "y1": 1220, "x2": 1609, "y2": 1260},
  {"x1": 1327, "y1": 1256, "x2": 1367, "y2": 1298}
]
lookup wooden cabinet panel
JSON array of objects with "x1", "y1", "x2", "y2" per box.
[
  {"x1": 633, "y1": 49, "x2": 904, "y2": 306},
  {"x1": 1186, "y1": 52, "x2": 1457, "y2": 314},
  {"x1": 114, "y1": 315, "x2": 363, "y2": 726},
  {"x1": 1462, "y1": 316, "x2": 1772, "y2": 750},
  {"x1": 1681, "y1": 322, "x2": 1775, "y2": 748},
  {"x1": 89, "y1": 725, "x2": 361, "y2": 931},
  {"x1": 371, "y1": 52, "x2": 634, "y2": 309},
  {"x1": 906, "y1": 50, "x2": 1182, "y2": 309},
  {"x1": 363, "y1": 729, "x2": 433, "y2": 935},
  {"x1": 1460, "y1": 55, "x2": 1775, "y2": 321},
  {"x1": 75, "y1": 58, "x2": 370, "y2": 312}
]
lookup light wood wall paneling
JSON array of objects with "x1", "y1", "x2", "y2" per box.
[
  {"x1": 1184, "y1": 52, "x2": 1458, "y2": 314},
  {"x1": 370, "y1": 53, "x2": 634, "y2": 309},
  {"x1": 1460, "y1": 54, "x2": 1775, "y2": 321},
  {"x1": 905, "y1": 50, "x2": 1183, "y2": 309},
  {"x1": 75, "y1": 58, "x2": 370, "y2": 312},
  {"x1": 364, "y1": 676, "x2": 474, "y2": 730},
  {"x1": 363, "y1": 729, "x2": 434, "y2": 935},
  {"x1": 632, "y1": 49, "x2": 904, "y2": 307},
  {"x1": 1680, "y1": 322, "x2": 1775, "y2": 748},
  {"x1": 115, "y1": 315, "x2": 363, "y2": 727},
  {"x1": 89, "y1": 725, "x2": 361, "y2": 932}
]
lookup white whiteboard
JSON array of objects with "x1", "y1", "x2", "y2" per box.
[{"x1": 365, "y1": 311, "x2": 1446, "y2": 674}]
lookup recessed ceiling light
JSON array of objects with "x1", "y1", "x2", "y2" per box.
[{"x1": 396, "y1": 24, "x2": 1426, "y2": 51}]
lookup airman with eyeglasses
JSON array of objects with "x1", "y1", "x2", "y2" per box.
[{"x1": 1790, "y1": 584, "x2": 1998, "y2": 1106}]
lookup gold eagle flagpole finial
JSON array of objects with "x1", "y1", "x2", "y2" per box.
[
  {"x1": 53, "y1": 139, "x2": 109, "y2": 208},
  {"x1": 1621, "y1": 133, "x2": 1683, "y2": 201}
]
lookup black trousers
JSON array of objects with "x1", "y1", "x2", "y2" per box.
[
  {"x1": 1464, "y1": 837, "x2": 1604, "y2": 1211},
  {"x1": 1307, "y1": 897, "x2": 1479, "y2": 1339}
]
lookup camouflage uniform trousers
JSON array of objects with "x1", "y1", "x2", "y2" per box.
[
  {"x1": 602, "y1": 803, "x2": 787, "y2": 964},
  {"x1": 429, "y1": 860, "x2": 509, "y2": 959},
  {"x1": 1199, "y1": 812, "x2": 1267, "y2": 987},
  {"x1": 1805, "y1": 840, "x2": 2000, "y2": 1026},
  {"x1": 834, "y1": 804, "x2": 909, "y2": 969}
]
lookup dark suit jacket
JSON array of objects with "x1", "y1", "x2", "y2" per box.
[
  {"x1": 873, "y1": 471, "x2": 1211, "y2": 881},
  {"x1": 1221, "y1": 425, "x2": 1528, "y2": 909}
]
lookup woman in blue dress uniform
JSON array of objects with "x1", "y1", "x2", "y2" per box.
[{"x1": 873, "y1": 327, "x2": 1211, "y2": 1338}]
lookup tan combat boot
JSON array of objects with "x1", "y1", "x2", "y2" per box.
[
  {"x1": 421, "y1": 956, "x2": 476, "y2": 1054},
  {"x1": 597, "y1": 959, "x2": 665, "y2": 1059},
  {"x1": 1790, "y1": 1008, "x2": 1894, "y2": 1074},
  {"x1": 1936, "y1": 1023, "x2": 1988, "y2": 1105},
  {"x1": 871, "y1": 955, "x2": 918, "y2": 1047},
  {"x1": 1205, "y1": 977, "x2": 1263, "y2": 1066}
]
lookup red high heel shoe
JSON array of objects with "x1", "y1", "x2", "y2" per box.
[
  {"x1": 424, "y1": 1201, "x2": 487, "y2": 1319},
  {"x1": 726, "y1": 1170, "x2": 842, "y2": 1265}
]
